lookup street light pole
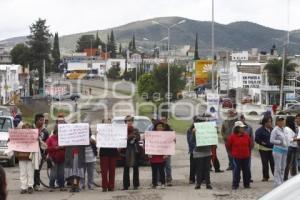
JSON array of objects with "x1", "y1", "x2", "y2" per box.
[
  {"x1": 151, "y1": 19, "x2": 186, "y2": 117},
  {"x1": 211, "y1": 0, "x2": 215, "y2": 93},
  {"x1": 167, "y1": 27, "x2": 170, "y2": 113}
]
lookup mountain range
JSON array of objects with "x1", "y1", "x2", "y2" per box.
[{"x1": 1, "y1": 16, "x2": 300, "y2": 56}]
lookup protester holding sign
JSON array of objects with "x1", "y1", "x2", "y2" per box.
[
  {"x1": 33, "y1": 113, "x2": 49, "y2": 191},
  {"x1": 62, "y1": 123, "x2": 88, "y2": 193},
  {"x1": 148, "y1": 121, "x2": 169, "y2": 189},
  {"x1": 123, "y1": 116, "x2": 140, "y2": 190},
  {"x1": 15, "y1": 123, "x2": 35, "y2": 194},
  {"x1": 227, "y1": 121, "x2": 253, "y2": 189},
  {"x1": 46, "y1": 125, "x2": 66, "y2": 191},
  {"x1": 98, "y1": 123, "x2": 123, "y2": 192},
  {"x1": 192, "y1": 117, "x2": 213, "y2": 190}
]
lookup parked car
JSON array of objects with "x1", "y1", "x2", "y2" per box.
[
  {"x1": 111, "y1": 116, "x2": 152, "y2": 166},
  {"x1": 221, "y1": 98, "x2": 233, "y2": 109},
  {"x1": 259, "y1": 174, "x2": 300, "y2": 200},
  {"x1": 53, "y1": 92, "x2": 80, "y2": 101},
  {"x1": 0, "y1": 116, "x2": 16, "y2": 166}
]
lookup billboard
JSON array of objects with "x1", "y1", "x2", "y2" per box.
[{"x1": 195, "y1": 60, "x2": 213, "y2": 85}]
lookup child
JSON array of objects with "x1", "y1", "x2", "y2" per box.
[
  {"x1": 148, "y1": 121, "x2": 168, "y2": 189},
  {"x1": 227, "y1": 121, "x2": 253, "y2": 189}
]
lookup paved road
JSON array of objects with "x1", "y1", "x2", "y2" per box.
[{"x1": 5, "y1": 134, "x2": 275, "y2": 200}]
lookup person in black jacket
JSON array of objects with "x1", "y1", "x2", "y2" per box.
[{"x1": 255, "y1": 116, "x2": 274, "y2": 182}]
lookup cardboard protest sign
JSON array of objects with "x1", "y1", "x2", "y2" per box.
[
  {"x1": 8, "y1": 129, "x2": 39, "y2": 152},
  {"x1": 194, "y1": 122, "x2": 218, "y2": 146},
  {"x1": 145, "y1": 131, "x2": 176, "y2": 155},
  {"x1": 58, "y1": 123, "x2": 89, "y2": 146},
  {"x1": 96, "y1": 124, "x2": 127, "y2": 148}
]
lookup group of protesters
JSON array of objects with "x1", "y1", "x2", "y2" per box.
[
  {"x1": 10, "y1": 113, "x2": 177, "y2": 195},
  {"x1": 5, "y1": 107, "x2": 300, "y2": 197},
  {"x1": 215, "y1": 108, "x2": 300, "y2": 190}
]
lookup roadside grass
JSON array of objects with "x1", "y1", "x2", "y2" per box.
[
  {"x1": 134, "y1": 93, "x2": 192, "y2": 134},
  {"x1": 169, "y1": 118, "x2": 191, "y2": 134}
]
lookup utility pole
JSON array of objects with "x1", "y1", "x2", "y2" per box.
[{"x1": 211, "y1": 0, "x2": 215, "y2": 93}]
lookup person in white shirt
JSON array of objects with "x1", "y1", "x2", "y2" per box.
[{"x1": 284, "y1": 116, "x2": 298, "y2": 181}]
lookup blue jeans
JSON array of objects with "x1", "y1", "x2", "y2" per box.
[
  {"x1": 49, "y1": 162, "x2": 65, "y2": 188},
  {"x1": 81, "y1": 162, "x2": 95, "y2": 189},
  {"x1": 165, "y1": 156, "x2": 172, "y2": 182},
  {"x1": 232, "y1": 158, "x2": 250, "y2": 187}
]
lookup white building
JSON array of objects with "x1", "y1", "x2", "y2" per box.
[
  {"x1": 231, "y1": 51, "x2": 249, "y2": 61},
  {"x1": 0, "y1": 65, "x2": 22, "y2": 104}
]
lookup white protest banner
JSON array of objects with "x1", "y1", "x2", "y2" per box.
[
  {"x1": 58, "y1": 123, "x2": 89, "y2": 146},
  {"x1": 145, "y1": 131, "x2": 176, "y2": 155},
  {"x1": 96, "y1": 124, "x2": 127, "y2": 148},
  {"x1": 8, "y1": 129, "x2": 39, "y2": 152},
  {"x1": 195, "y1": 121, "x2": 218, "y2": 146},
  {"x1": 206, "y1": 93, "x2": 219, "y2": 118}
]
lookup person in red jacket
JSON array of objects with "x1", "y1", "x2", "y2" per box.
[
  {"x1": 148, "y1": 121, "x2": 169, "y2": 189},
  {"x1": 46, "y1": 125, "x2": 66, "y2": 191},
  {"x1": 227, "y1": 121, "x2": 253, "y2": 190}
]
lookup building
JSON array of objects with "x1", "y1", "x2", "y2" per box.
[
  {"x1": 0, "y1": 65, "x2": 22, "y2": 104},
  {"x1": 0, "y1": 47, "x2": 12, "y2": 64}
]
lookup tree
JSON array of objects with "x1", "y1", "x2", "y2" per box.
[
  {"x1": 94, "y1": 31, "x2": 105, "y2": 51},
  {"x1": 194, "y1": 33, "x2": 199, "y2": 60},
  {"x1": 152, "y1": 64, "x2": 185, "y2": 101},
  {"x1": 27, "y1": 18, "x2": 52, "y2": 91},
  {"x1": 76, "y1": 35, "x2": 95, "y2": 52},
  {"x1": 119, "y1": 43, "x2": 122, "y2": 54},
  {"x1": 129, "y1": 34, "x2": 137, "y2": 53},
  {"x1": 10, "y1": 43, "x2": 30, "y2": 67},
  {"x1": 109, "y1": 30, "x2": 117, "y2": 58},
  {"x1": 106, "y1": 65, "x2": 121, "y2": 79},
  {"x1": 52, "y1": 32, "x2": 61, "y2": 72},
  {"x1": 138, "y1": 73, "x2": 155, "y2": 100},
  {"x1": 264, "y1": 58, "x2": 297, "y2": 86}
]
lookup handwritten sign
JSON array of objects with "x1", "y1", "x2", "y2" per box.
[
  {"x1": 145, "y1": 131, "x2": 176, "y2": 155},
  {"x1": 8, "y1": 129, "x2": 39, "y2": 152},
  {"x1": 96, "y1": 124, "x2": 128, "y2": 148},
  {"x1": 195, "y1": 122, "x2": 218, "y2": 146},
  {"x1": 58, "y1": 123, "x2": 89, "y2": 146}
]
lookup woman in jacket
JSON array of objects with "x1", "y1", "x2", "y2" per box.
[
  {"x1": 186, "y1": 118, "x2": 196, "y2": 184},
  {"x1": 148, "y1": 121, "x2": 168, "y2": 189},
  {"x1": 123, "y1": 116, "x2": 140, "y2": 190},
  {"x1": 46, "y1": 125, "x2": 66, "y2": 191},
  {"x1": 191, "y1": 117, "x2": 213, "y2": 190},
  {"x1": 284, "y1": 116, "x2": 298, "y2": 180},
  {"x1": 227, "y1": 121, "x2": 253, "y2": 189},
  {"x1": 270, "y1": 116, "x2": 289, "y2": 187},
  {"x1": 255, "y1": 116, "x2": 274, "y2": 182}
]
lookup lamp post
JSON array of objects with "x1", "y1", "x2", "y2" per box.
[{"x1": 151, "y1": 19, "x2": 186, "y2": 117}]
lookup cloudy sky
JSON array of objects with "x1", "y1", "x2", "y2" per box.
[{"x1": 0, "y1": 0, "x2": 298, "y2": 40}]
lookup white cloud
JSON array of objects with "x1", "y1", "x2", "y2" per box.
[{"x1": 0, "y1": 0, "x2": 299, "y2": 40}]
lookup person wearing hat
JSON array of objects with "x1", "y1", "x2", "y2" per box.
[
  {"x1": 221, "y1": 109, "x2": 238, "y2": 171},
  {"x1": 227, "y1": 121, "x2": 253, "y2": 189},
  {"x1": 270, "y1": 116, "x2": 289, "y2": 187}
]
